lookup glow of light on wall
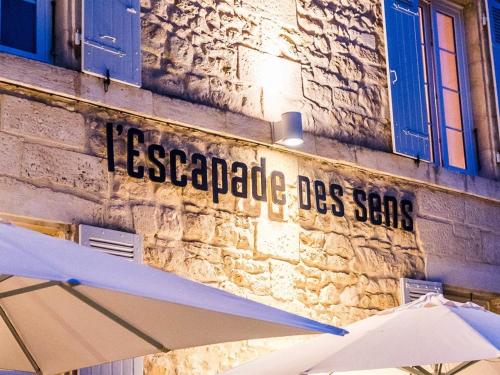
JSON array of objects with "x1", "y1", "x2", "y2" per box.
[{"x1": 254, "y1": 54, "x2": 299, "y2": 122}]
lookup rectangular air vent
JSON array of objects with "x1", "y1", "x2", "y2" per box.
[
  {"x1": 79, "y1": 225, "x2": 141, "y2": 262},
  {"x1": 400, "y1": 278, "x2": 443, "y2": 304},
  {"x1": 78, "y1": 225, "x2": 143, "y2": 375}
]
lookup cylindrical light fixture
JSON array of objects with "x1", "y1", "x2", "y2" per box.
[{"x1": 274, "y1": 112, "x2": 304, "y2": 147}]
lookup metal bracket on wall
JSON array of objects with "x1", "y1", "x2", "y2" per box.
[
  {"x1": 414, "y1": 154, "x2": 421, "y2": 167},
  {"x1": 103, "y1": 69, "x2": 111, "y2": 93}
]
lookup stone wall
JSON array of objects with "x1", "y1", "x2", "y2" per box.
[
  {"x1": 0, "y1": 89, "x2": 498, "y2": 374},
  {"x1": 140, "y1": 0, "x2": 391, "y2": 151},
  {"x1": 417, "y1": 189, "x2": 500, "y2": 293}
]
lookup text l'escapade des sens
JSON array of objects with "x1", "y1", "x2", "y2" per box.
[{"x1": 106, "y1": 124, "x2": 414, "y2": 232}]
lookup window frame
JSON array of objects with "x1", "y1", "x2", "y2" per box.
[
  {"x1": 0, "y1": 0, "x2": 52, "y2": 63},
  {"x1": 419, "y1": 0, "x2": 478, "y2": 175},
  {"x1": 419, "y1": 2, "x2": 441, "y2": 165}
]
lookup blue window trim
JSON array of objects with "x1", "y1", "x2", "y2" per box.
[
  {"x1": 0, "y1": 0, "x2": 52, "y2": 63},
  {"x1": 430, "y1": 0, "x2": 477, "y2": 175}
]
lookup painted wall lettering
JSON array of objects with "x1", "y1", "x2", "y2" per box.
[{"x1": 106, "y1": 125, "x2": 415, "y2": 231}]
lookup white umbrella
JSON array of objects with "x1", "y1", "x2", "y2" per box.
[
  {"x1": 331, "y1": 359, "x2": 500, "y2": 375},
  {"x1": 221, "y1": 293, "x2": 500, "y2": 375},
  {"x1": 0, "y1": 223, "x2": 346, "y2": 374}
]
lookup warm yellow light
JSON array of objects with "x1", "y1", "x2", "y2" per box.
[{"x1": 279, "y1": 137, "x2": 304, "y2": 147}]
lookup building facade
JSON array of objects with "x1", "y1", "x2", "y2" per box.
[{"x1": 0, "y1": 0, "x2": 499, "y2": 374}]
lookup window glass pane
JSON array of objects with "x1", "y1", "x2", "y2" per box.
[
  {"x1": 436, "y1": 12, "x2": 455, "y2": 52},
  {"x1": 435, "y1": 9, "x2": 467, "y2": 170},
  {"x1": 439, "y1": 50, "x2": 459, "y2": 90},
  {"x1": 445, "y1": 128, "x2": 466, "y2": 169},
  {"x1": 0, "y1": 0, "x2": 37, "y2": 53},
  {"x1": 443, "y1": 89, "x2": 463, "y2": 130}
]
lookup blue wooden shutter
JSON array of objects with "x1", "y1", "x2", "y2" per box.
[
  {"x1": 486, "y1": 0, "x2": 500, "y2": 133},
  {"x1": 82, "y1": 0, "x2": 141, "y2": 87},
  {"x1": 383, "y1": 0, "x2": 432, "y2": 161}
]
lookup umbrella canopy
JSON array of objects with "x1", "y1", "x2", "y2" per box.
[
  {"x1": 221, "y1": 293, "x2": 500, "y2": 375},
  {"x1": 0, "y1": 223, "x2": 346, "y2": 374},
  {"x1": 333, "y1": 358, "x2": 500, "y2": 375}
]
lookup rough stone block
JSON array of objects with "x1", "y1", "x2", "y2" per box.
[
  {"x1": 132, "y1": 205, "x2": 160, "y2": 237},
  {"x1": 314, "y1": 137, "x2": 356, "y2": 164},
  {"x1": 464, "y1": 199, "x2": 500, "y2": 232},
  {"x1": 416, "y1": 218, "x2": 482, "y2": 261},
  {"x1": 157, "y1": 207, "x2": 183, "y2": 241},
  {"x1": 426, "y1": 254, "x2": 500, "y2": 294},
  {"x1": 339, "y1": 286, "x2": 359, "y2": 307},
  {"x1": 303, "y1": 79, "x2": 333, "y2": 109},
  {"x1": 182, "y1": 213, "x2": 216, "y2": 244},
  {"x1": 0, "y1": 53, "x2": 77, "y2": 95},
  {"x1": 350, "y1": 244, "x2": 423, "y2": 279},
  {"x1": 152, "y1": 94, "x2": 226, "y2": 134},
  {"x1": 416, "y1": 218, "x2": 456, "y2": 257},
  {"x1": 416, "y1": 189, "x2": 466, "y2": 222},
  {"x1": 0, "y1": 132, "x2": 22, "y2": 177},
  {"x1": 106, "y1": 205, "x2": 134, "y2": 232},
  {"x1": 464, "y1": 175, "x2": 500, "y2": 201},
  {"x1": 324, "y1": 233, "x2": 354, "y2": 259},
  {"x1": 0, "y1": 95, "x2": 85, "y2": 149},
  {"x1": 269, "y1": 260, "x2": 296, "y2": 301},
  {"x1": 244, "y1": 0, "x2": 297, "y2": 26},
  {"x1": 481, "y1": 231, "x2": 500, "y2": 266},
  {"x1": 79, "y1": 73, "x2": 154, "y2": 116},
  {"x1": 21, "y1": 143, "x2": 107, "y2": 194},
  {"x1": 0, "y1": 176, "x2": 103, "y2": 223},
  {"x1": 238, "y1": 46, "x2": 302, "y2": 99},
  {"x1": 255, "y1": 221, "x2": 300, "y2": 262},
  {"x1": 319, "y1": 283, "x2": 340, "y2": 305},
  {"x1": 225, "y1": 112, "x2": 271, "y2": 143},
  {"x1": 430, "y1": 166, "x2": 467, "y2": 192}
]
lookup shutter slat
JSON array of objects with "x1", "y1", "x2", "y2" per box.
[
  {"x1": 383, "y1": 0, "x2": 432, "y2": 161},
  {"x1": 82, "y1": 0, "x2": 141, "y2": 87}
]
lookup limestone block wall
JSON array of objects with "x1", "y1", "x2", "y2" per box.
[
  {"x1": 140, "y1": 0, "x2": 391, "y2": 151},
  {"x1": 0, "y1": 89, "x2": 498, "y2": 374}
]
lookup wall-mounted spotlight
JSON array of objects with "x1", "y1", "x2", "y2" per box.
[{"x1": 272, "y1": 112, "x2": 304, "y2": 147}]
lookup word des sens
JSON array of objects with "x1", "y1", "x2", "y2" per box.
[{"x1": 297, "y1": 176, "x2": 414, "y2": 232}]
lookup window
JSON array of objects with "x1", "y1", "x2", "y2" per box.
[
  {"x1": 0, "y1": 0, "x2": 142, "y2": 88},
  {"x1": 383, "y1": 0, "x2": 477, "y2": 175},
  {"x1": 0, "y1": 0, "x2": 52, "y2": 62},
  {"x1": 419, "y1": 1, "x2": 475, "y2": 173}
]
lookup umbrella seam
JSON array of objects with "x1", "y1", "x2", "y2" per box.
[
  {"x1": 447, "y1": 309, "x2": 500, "y2": 355},
  {"x1": 58, "y1": 283, "x2": 171, "y2": 353},
  {"x1": 0, "y1": 303, "x2": 42, "y2": 374}
]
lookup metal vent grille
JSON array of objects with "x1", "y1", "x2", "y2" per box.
[
  {"x1": 400, "y1": 278, "x2": 443, "y2": 304},
  {"x1": 79, "y1": 225, "x2": 141, "y2": 262},
  {"x1": 493, "y1": 7, "x2": 500, "y2": 43}
]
